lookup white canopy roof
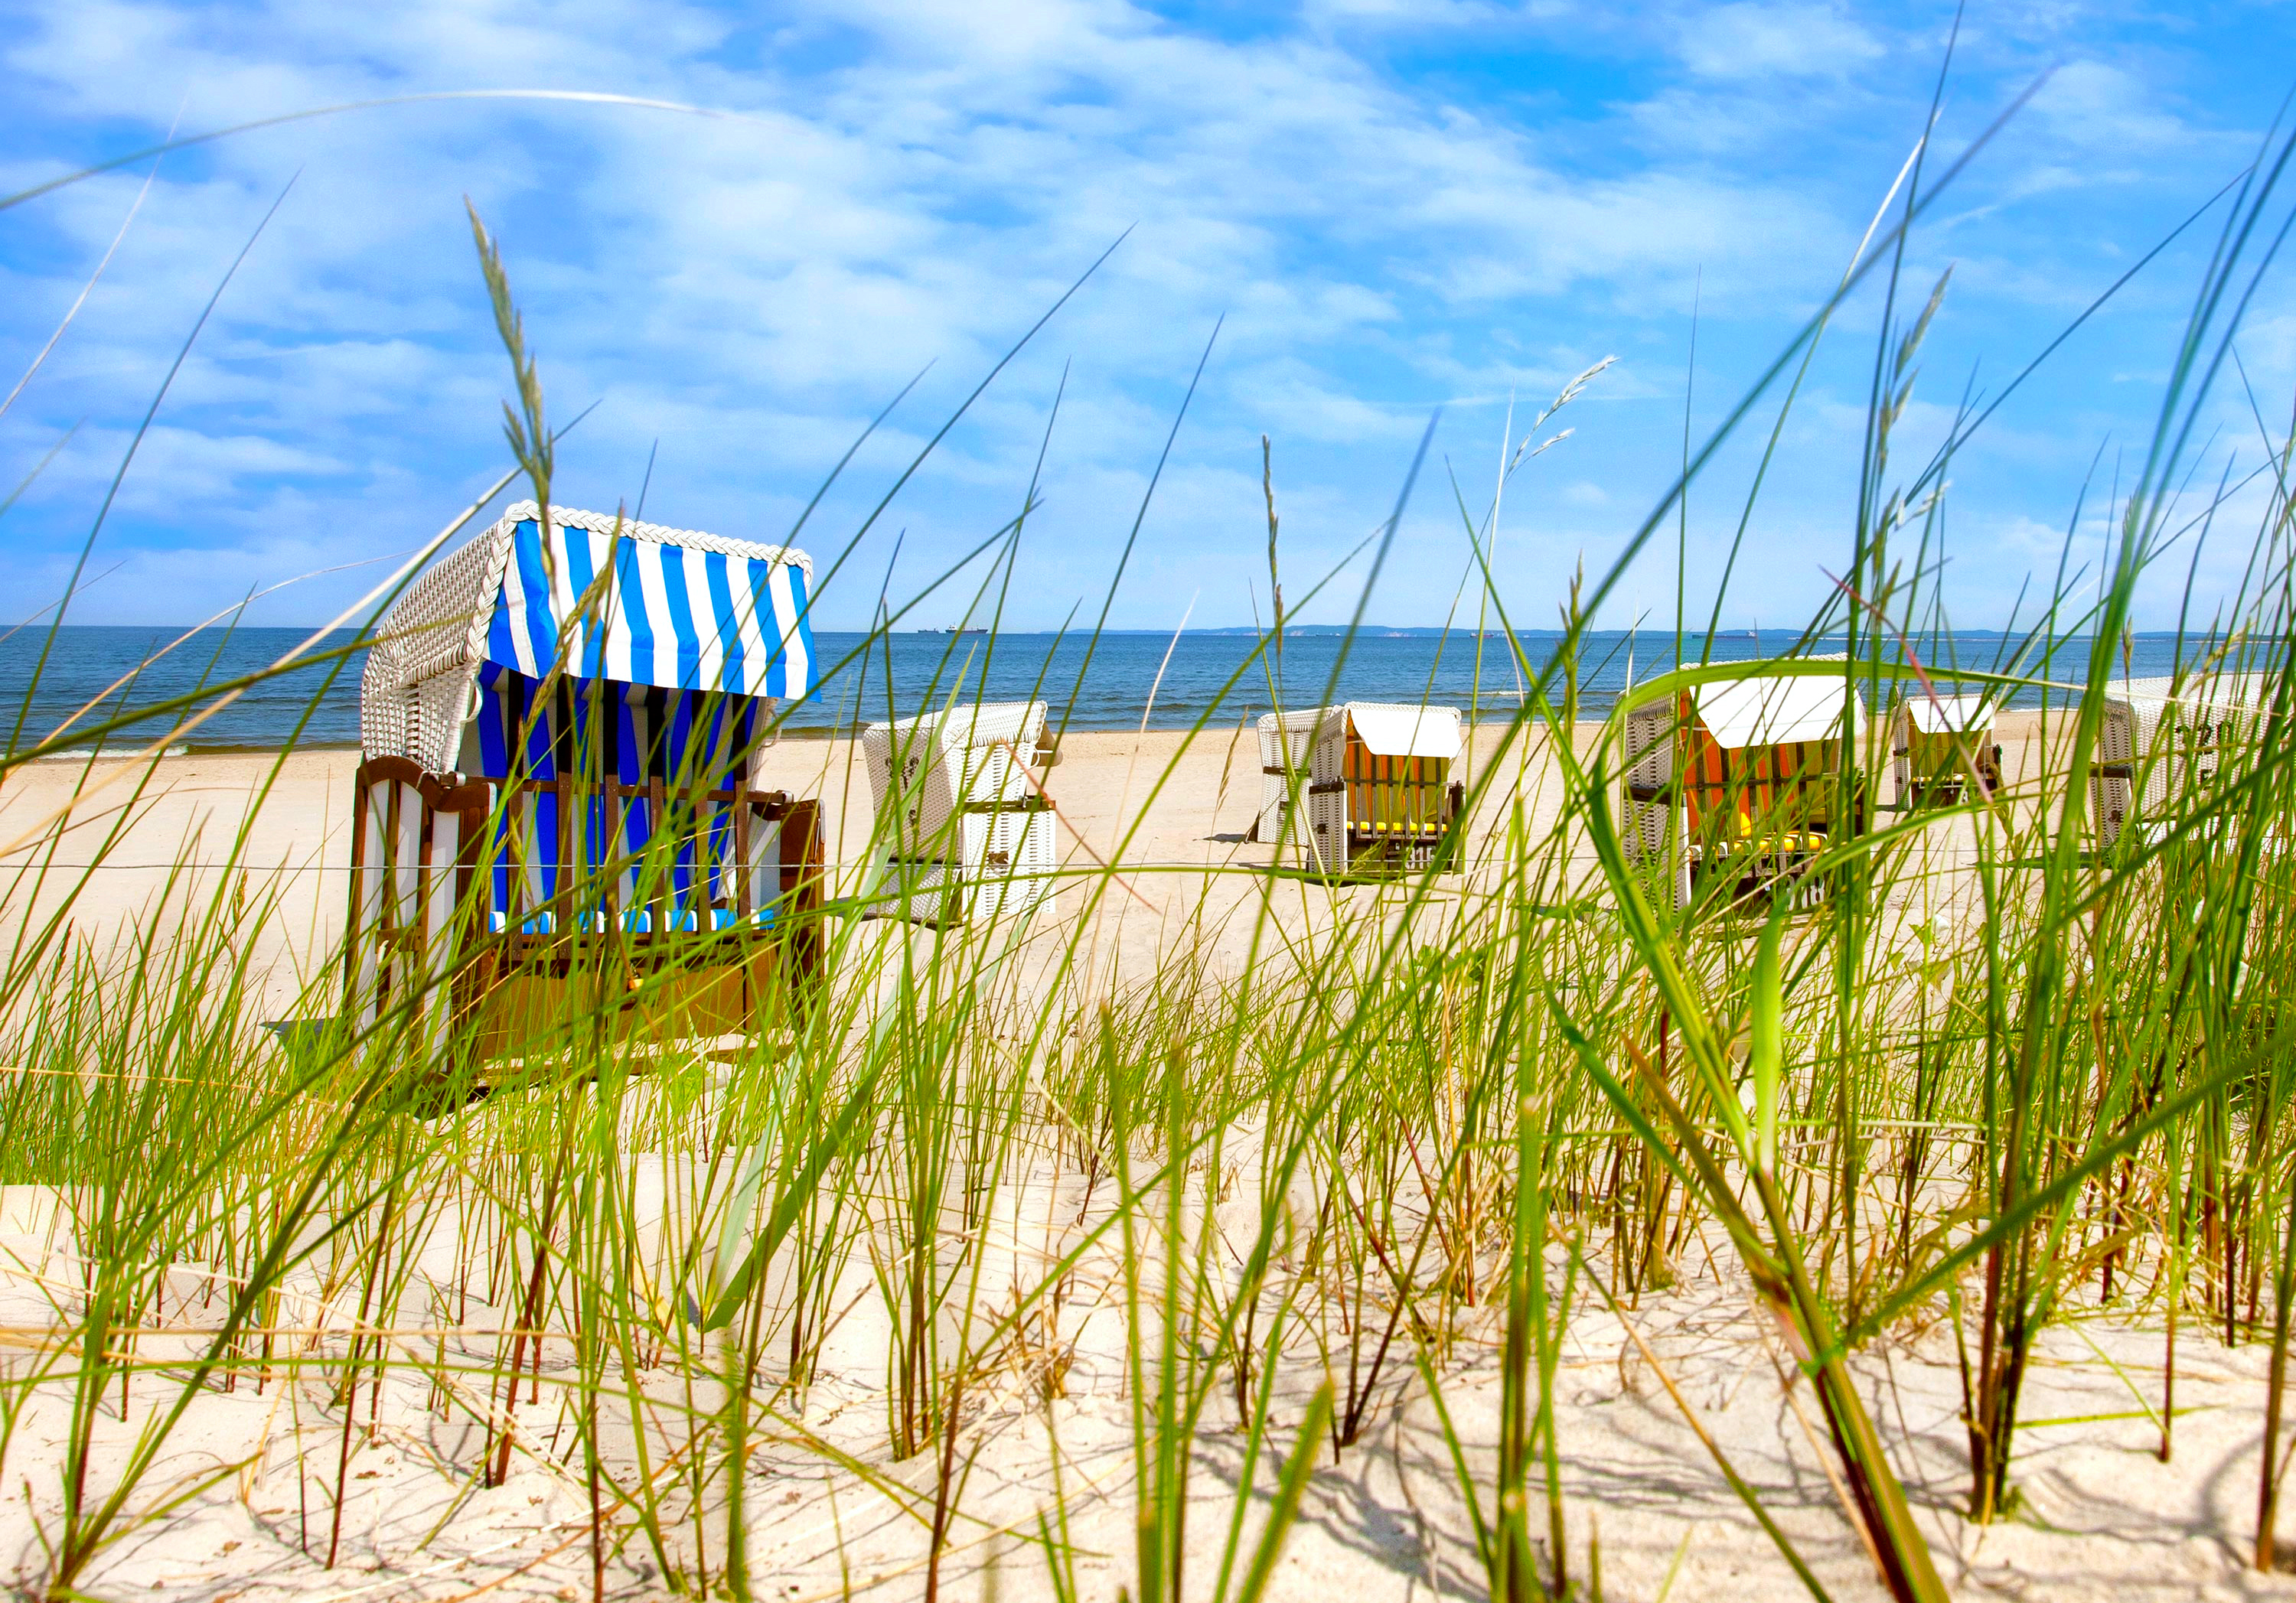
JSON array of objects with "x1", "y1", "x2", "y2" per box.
[
  {"x1": 1690, "y1": 675, "x2": 1864, "y2": 749},
  {"x1": 1342, "y1": 703, "x2": 1462, "y2": 760},
  {"x1": 1902, "y1": 692, "x2": 1994, "y2": 735},
  {"x1": 2115, "y1": 672, "x2": 2276, "y2": 714},
  {"x1": 361, "y1": 501, "x2": 815, "y2": 771},
  {"x1": 868, "y1": 699, "x2": 1045, "y2": 751}
]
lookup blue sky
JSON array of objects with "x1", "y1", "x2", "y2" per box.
[{"x1": 3, "y1": 0, "x2": 2294, "y2": 634}]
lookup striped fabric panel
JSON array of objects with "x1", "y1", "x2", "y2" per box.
[
  {"x1": 1341, "y1": 743, "x2": 1446, "y2": 837},
  {"x1": 1680, "y1": 726, "x2": 1839, "y2": 842},
  {"x1": 471, "y1": 664, "x2": 762, "y2": 931},
  {"x1": 477, "y1": 663, "x2": 520, "y2": 919},
  {"x1": 1683, "y1": 695, "x2": 1726, "y2": 832},
  {"x1": 614, "y1": 684, "x2": 651, "y2": 912},
  {"x1": 484, "y1": 517, "x2": 815, "y2": 698},
  {"x1": 470, "y1": 663, "x2": 560, "y2": 922}
]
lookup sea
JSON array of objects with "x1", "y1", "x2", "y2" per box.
[{"x1": 0, "y1": 624, "x2": 2250, "y2": 754}]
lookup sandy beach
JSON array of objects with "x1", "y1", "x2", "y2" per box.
[{"x1": 5, "y1": 709, "x2": 2289, "y2": 1599}]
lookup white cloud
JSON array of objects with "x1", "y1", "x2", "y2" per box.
[
  {"x1": 2030, "y1": 58, "x2": 2192, "y2": 155},
  {"x1": 1677, "y1": 3, "x2": 1883, "y2": 79},
  {"x1": 1298, "y1": 0, "x2": 1516, "y2": 28}
]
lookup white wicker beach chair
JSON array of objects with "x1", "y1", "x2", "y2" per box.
[
  {"x1": 2092, "y1": 673, "x2": 2276, "y2": 848},
  {"x1": 1251, "y1": 708, "x2": 1329, "y2": 845},
  {"x1": 1287, "y1": 702, "x2": 1465, "y2": 877},
  {"x1": 1890, "y1": 692, "x2": 2000, "y2": 810},
  {"x1": 861, "y1": 700, "x2": 1059, "y2": 924}
]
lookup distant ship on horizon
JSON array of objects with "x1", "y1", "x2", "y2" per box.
[{"x1": 919, "y1": 624, "x2": 990, "y2": 634}]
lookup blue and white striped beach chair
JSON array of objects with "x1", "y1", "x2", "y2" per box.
[{"x1": 350, "y1": 501, "x2": 823, "y2": 1057}]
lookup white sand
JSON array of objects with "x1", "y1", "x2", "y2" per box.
[{"x1": 0, "y1": 1162, "x2": 2284, "y2": 1601}]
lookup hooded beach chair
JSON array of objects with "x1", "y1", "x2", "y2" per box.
[
  {"x1": 349, "y1": 500, "x2": 824, "y2": 1057},
  {"x1": 1890, "y1": 692, "x2": 2001, "y2": 810},
  {"x1": 1251, "y1": 707, "x2": 1330, "y2": 845},
  {"x1": 2092, "y1": 672, "x2": 2278, "y2": 849},
  {"x1": 861, "y1": 700, "x2": 1059, "y2": 925},
  {"x1": 1621, "y1": 673, "x2": 1866, "y2": 911},
  {"x1": 1289, "y1": 702, "x2": 1466, "y2": 877}
]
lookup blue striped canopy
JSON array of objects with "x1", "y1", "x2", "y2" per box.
[{"x1": 484, "y1": 513, "x2": 814, "y2": 699}]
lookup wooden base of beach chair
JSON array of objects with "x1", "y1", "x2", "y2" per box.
[
  {"x1": 455, "y1": 940, "x2": 809, "y2": 1062},
  {"x1": 346, "y1": 758, "x2": 826, "y2": 1069},
  {"x1": 368, "y1": 940, "x2": 815, "y2": 1116}
]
